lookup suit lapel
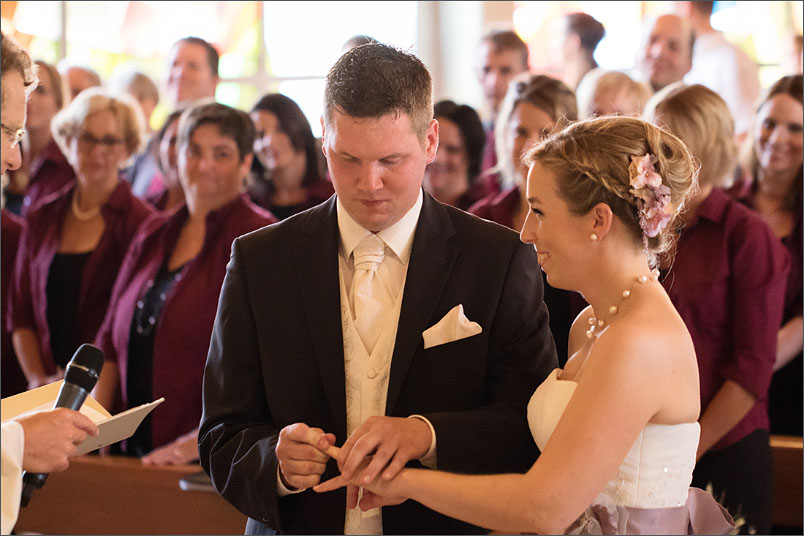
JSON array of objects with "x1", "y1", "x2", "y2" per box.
[
  {"x1": 294, "y1": 198, "x2": 348, "y2": 440},
  {"x1": 386, "y1": 193, "x2": 459, "y2": 414}
]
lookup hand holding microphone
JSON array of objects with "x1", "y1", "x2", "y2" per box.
[{"x1": 19, "y1": 343, "x2": 104, "y2": 507}]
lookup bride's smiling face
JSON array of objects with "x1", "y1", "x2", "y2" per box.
[{"x1": 520, "y1": 160, "x2": 589, "y2": 289}]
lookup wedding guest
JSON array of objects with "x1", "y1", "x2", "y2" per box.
[
  {"x1": 683, "y1": 1, "x2": 760, "y2": 138},
  {"x1": 1, "y1": 205, "x2": 26, "y2": 397},
  {"x1": 469, "y1": 73, "x2": 580, "y2": 366},
  {"x1": 636, "y1": 14, "x2": 693, "y2": 92},
  {"x1": 8, "y1": 87, "x2": 153, "y2": 390},
  {"x1": 576, "y1": 69, "x2": 651, "y2": 119},
  {"x1": 560, "y1": 12, "x2": 605, "y2": 90},
  {"x1": 58, "y1": 62, "x2": 101, "y2": 101},
  {"x1": 248, "y1": 93, "x2": 333, "y2": 220},
  {"x1": 146, "y1": 108, "x2": 185, "y2": 212},
  {"x1": 314, "y1": 116, "x2": 734, "y2": 535},
  {"x1": 732, "y1": 74, "x2": 803, "y2": 437},
  {"x1": 93, "y1": 102, "x2": 276, "y2": 465},
  {"x1": 423, "y1": 100, "x2": 486, "y2": 210},
  {"x1": 649, "y1": 83, "x2": 789, "y2": 534},
  {"x1": 475, "y1": 29, "x2": 530, "y2": 193},
  {"x1": 107, "y1": 69, "x2": 160, "y2": 133},
  {"x1": 3, "y1": 60, "x2": 75, "y2": 216},
  {"x1": 166, "y1": 36, "x2": 219, "y2": 108}
]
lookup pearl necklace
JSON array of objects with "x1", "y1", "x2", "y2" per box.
[
  {"x1": 71, "y1": 191, "x2": 101, "y2": 221},
  {"x1": 586, "y1": 269, "x2": 661, "y2": 339}
]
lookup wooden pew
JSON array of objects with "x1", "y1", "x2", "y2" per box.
[
  {"x1": 770, "y1": 434, "x2": 803, "y2": 530},
  {"x1": 14, "y1": 455, "x2": 247, "y2": 534}
]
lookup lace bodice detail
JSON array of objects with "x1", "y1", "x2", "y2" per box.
[{"x1": 528, "y1": 369, "x2": 700, "y2": 509}]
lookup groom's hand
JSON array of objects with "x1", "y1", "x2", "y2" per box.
[
  {"x1": 276, "y1": 423, "x2": 336, "y2": 490},
  {"x1": 338, "y1": 416, "x2": 431, "y2": 486}
]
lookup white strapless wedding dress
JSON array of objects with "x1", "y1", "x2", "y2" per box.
[{"x1": 527, "y1": 369, "x2": 734, "y2": 535}]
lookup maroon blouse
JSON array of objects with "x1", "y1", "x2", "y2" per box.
[
  {"x1": 2, "y1": 210, "x2": 26, "y2": 396},
  {"x1": 95, "y1": 194, "x2": 276, "y2": 449},
  {"x1": 467, "y1": 186, "x2": 520, "y2": 229},
  {"x1": 7, "y1": 180, "x2": 153, "y2": 374},
  {"x1": 662, "y1": 188, "x2": 790, "y2": 450},
  {"x1": 14, "y1": 139, "x2": 76, "y2": 217}
]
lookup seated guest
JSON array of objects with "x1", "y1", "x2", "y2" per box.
[
  {"x1": 1, "y1": 200, "x2": 26, "y2": 397},
  {"x1": 649, "y1": 84, "x2": 789, "y2": 535},
  {"x1": 576, "y1": 69, "x2": 651, "y2": 119},
  {"x1": 423, "y1": 100, "x2": 486, "y2": 210},
  {"x1": 247, "y1": 93, "x2": 333, "y2": 220},
  {"x1": 8, "y1": 88, "x2": 153, "y2": 389},
  {"x1": 146, "y1": 108, "x2": 185, "y2": 212},
  {"x1": 469, "y1": 73, "x2": 581, "y2": 366},
  {"x1": 4, "y1": 60, "x2": 75, "y2": 216},
  {"x1": 108, "y1": 69, "x2": 160, "y2": 134},
  {"x1": 94, "y1": 102, "x2": 276, "y2": 465},
  {"x1": 57, "y1": 62, "x2": 102, "y2": 101},
  {"x1": 732, "y1": 74, "x2": 803, "y2": 437},
  {"x1": 560, "y1": 12, "x2": 605, "y2": 90}
]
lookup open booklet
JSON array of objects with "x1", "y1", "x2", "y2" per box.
[{"x1": 1, "y1": 381, "x2": 164, "y2": 455}]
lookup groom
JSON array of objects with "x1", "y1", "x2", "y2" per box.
[{"x1": 199, "y1": 43, "x2": 557, "y2": 534}]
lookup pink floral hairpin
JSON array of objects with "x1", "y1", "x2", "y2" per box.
[{"x1": 628, "y1": 154, "x2": 673, "y2": 238}]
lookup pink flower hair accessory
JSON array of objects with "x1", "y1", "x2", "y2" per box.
[{"x1": 628, "y1": 154, "x2": 673, "y2": 238}]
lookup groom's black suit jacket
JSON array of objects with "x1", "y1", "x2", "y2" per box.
[{"x1": 199, "y1": 192, "x2": 557, "y2": 534}]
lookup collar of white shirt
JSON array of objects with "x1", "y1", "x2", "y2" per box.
[{"x1": 336, "y1": 188, "x2": 423, "y2": 265}]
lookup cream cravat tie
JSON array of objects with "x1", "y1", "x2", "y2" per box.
[{"x1": 351, "y1": 233, "x2": 391, "y2": 354}]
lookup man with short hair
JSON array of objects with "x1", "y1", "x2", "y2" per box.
[
  {"x1": 199, "y1": 43, "x2": 556, "y2": 534},
  {"x1": 166, "y1": 36, "x2": 220, "y2": 107},
  {"x1": 636, "y1": 14, "x2": 694, "y2": 93},
  {"x1": 1, "y1": 31, "x2": 99, "y2": 535},
  {"x1": 57, "y1": 62, "x2": 102, "y2": 101},
  {"x1": 475, "y1": 29, "x2": 530, "y2": 193}
]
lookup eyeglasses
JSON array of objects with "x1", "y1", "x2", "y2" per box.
[
  {"x1": 77, "y1": 133, "x2": 124, "y2": 150},
  {"x1": 1, "y1": 122, "x2": 26, "y2": 149}
]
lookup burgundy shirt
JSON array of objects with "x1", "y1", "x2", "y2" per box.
[
  {"x1": 11, "y1": 139, "x2": 77, "y2": 217},
  {"x1": 480, "y1": 125, "x2": 501, "y2": 196},
  {"x1": 467, "y1": 186, "x2": 520, "y2": 229},
  {"x1": 248, "y1": 178, "x2": 334, "y2": 221},
  {"x1": 1, "y1": 210, "x2": 26, "y2": 396},
  {"x1": 8, "y1": 180, "x2": 153, "y2": 374},
  {"x1": 96, "y1": 195, "x2": 276, "y2": 449},
  {"x1": 662, "y1": 188, "x2": 790, "y2": 450}
]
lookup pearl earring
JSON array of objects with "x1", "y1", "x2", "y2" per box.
[{"x1": 590, "y1": 233, "x2": 598, "y2": 241}]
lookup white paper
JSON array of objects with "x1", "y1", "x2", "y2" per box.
[{"x1": 1, "y1": 381, "x2": 164, "y2": 455}]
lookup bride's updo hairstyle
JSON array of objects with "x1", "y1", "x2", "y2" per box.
[{"x1": 524, "y1": 116, "x2": 696, "y2": 266}]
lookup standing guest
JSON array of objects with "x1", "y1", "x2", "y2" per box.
[
  {"x1": 166, "y1": 36, "x2": 219, "y2": 108},
  {"x1": 4, "y1": 60, "x2": 75, "y2": 216},
  {"x1": 248, "y1": 93, "x2": 333, "y2": 220},
  {"x1": 732, "y1": 74, "x2": 803, "y2": 437},
  {"x1": 94, "y1": 102, "x2": 276, "y2": 465},
  {"x1": 469, "y1": 73, "x2": 580, "y2": 367},
  {"x1": 636, "y1": 14, "x2": 694, "y2": 93},
  {"x1": 2, "y1": 31, "x2": 99, "y2": 534},
  {"x1": 649, "y1": 84, "x2": 789, "y2": 535},
  {"x1": 683, "y1": 1, "x2": 760, "y2": 139},
  {"x1": 199, "y1": 43, "x2": 556, "y2": 534},
  {"x1": 57, "y1": 62, "x2": 102, "y2": 101},
  {"x1": 146, "y1": 108, "x2": 185, "y2": 212},
  {"x1": 314, "y1": 115, "x2": 734, "y2": 536},
  {"x1": 576, "y1": 69, "x2": 651, "y2": 119},
  {"x1": 475, "y1": 30, "x2": 530, "y2": 194},
  {"x1": 8, "y1": 87, "x2": 153, "y2": 390},
  {"x1": 560, "y1": 12, "x2": 605, "y2": 90},
  {"x1": 423, "y1": 100, "x2": 486, "y2": 211}
]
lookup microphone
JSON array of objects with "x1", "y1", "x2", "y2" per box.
[{"x1": 20, "y1": 343, "x2": 104, "y2": 507}]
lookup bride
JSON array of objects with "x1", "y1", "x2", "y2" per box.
[{"x1": 313, "y1": 116, "x2": 735, "y2": 534}]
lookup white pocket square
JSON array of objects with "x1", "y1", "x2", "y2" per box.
[{"x1": 422, "y1": 304, "x2": 482, "y2": 349}]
